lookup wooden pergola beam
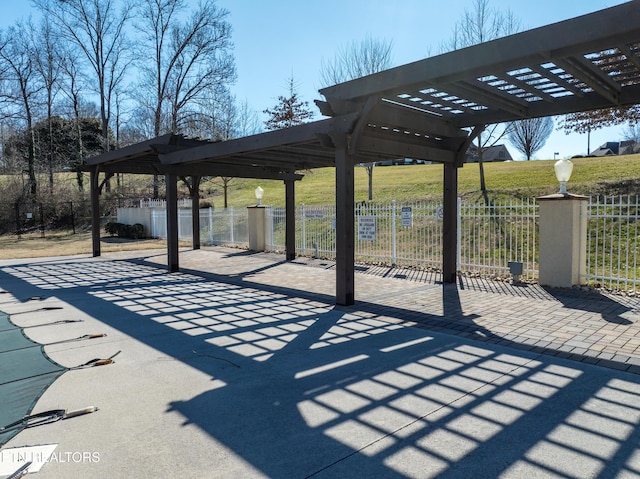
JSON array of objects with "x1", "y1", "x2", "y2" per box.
[
  {"x1": 161, "y1": 114, "x2": 359, "y2": 166},
  {"x1": 319, "y1": 2, "x2": 640, "y2": 108}
]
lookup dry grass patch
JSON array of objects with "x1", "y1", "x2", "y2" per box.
[{"x1": 0, "y1": 230, "x2": 187, "y2": 260}]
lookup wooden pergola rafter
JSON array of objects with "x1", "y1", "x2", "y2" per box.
[{"x1": 85, "y1": 1, "x2": 640, "y2": 305}]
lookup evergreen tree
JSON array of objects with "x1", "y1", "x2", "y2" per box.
[{"x1": 263, "y1": 76, "x2": 314, "y2": 131}]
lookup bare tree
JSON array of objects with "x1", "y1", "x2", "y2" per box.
[
  {"x1": 217, "y1": 97, "x2": 261, "y2": 209},
  {"x1": 196, "y1": 88, "x2": 242, "y2": 208},
  {"x1": 236, "y1": 99, "x2": 261, "y2": 137},
  {"x1": 34, "y1": 0, "x2": 133, "y2": 157},
  {"x1": 136, "y1": 0, "x2": 234, "y2": 135},
  {"x1": 31, "y1": 17, "x2": 63, "y2": 193},
  {"x1": 184, "y1": 85, "x2": 236, "y2": 140},
  {"x1": 136, "y1": 0, "x2": 235, "y2": 197},
  {"x1": 0, "y1": 23, "x2": 42, "y2": 199},
  {"x1": 59, "y1": 44, "x2": 88, "y2": 191},
  {"x1": 442, "y1": 0, "x2": 521, "y2": 203},
  {"x1": 320, "y1": 36, "x2": 393, "y2": 201},
  {"x1": 622, "y1": 123, "x2": 640, "y2": 154},
  {"x1": 320, "y1": 35, "x2": 393, "y2": 87},
  {"x1": 215, "y1": 176, "x2": 232, "y2": 209},
  {"x1": 507, "y1": 117, "x2": 554, "y2": 160},
  {"x1": 440, "y1": 0, "x2": 519, "y2": 52}
]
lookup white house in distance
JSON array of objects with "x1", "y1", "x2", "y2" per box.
[
  {"x1": 590, "y1": 140, "x2": 640, "y2": 156},
  {"x1": 465, "y1": 144, "x2": 513, "y2": 163}
]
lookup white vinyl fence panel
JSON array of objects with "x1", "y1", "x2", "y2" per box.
[{"x1": 150, "y1": 207, "x2": 248, "y2": 247}]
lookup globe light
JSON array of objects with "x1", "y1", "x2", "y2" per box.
[
  {"x1": 255, "y1": 186, "x2": 264, "y2": 206},
  {"x1": 554, "y1": 158, "x2": 574, "y2": 195}
]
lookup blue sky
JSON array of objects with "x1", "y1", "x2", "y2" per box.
[{"x1": 2, "y1": 0, "x2": 632, "y2": 160}]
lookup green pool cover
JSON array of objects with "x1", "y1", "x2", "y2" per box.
[{"x1": 0, "y1": 311, "x2": 66, "y2": 446}]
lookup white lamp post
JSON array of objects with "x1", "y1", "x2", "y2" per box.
[
  {"x1": 554, "y1": 158, "x2": 573, "y2": 195},
  {"x1": 255, "y1": 186, "x2": 264, "y2": 206}
]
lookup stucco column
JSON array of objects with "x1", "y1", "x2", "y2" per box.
[
  {"x1": 247, "y1": 206, "x2": 266, "y2": 251},
  {"x1": 537, "y1": 193, "x2": 588, "y2": 288}
]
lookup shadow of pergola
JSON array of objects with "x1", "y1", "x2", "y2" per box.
[{"x1": 1, "y1": 256, "x2": 640, "y2": 478}]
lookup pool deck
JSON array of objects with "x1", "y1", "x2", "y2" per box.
[{"x1": 1, "y1": 246, "x2": 640, "y2": 478}]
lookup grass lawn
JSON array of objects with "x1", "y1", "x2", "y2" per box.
[
  {"x1": 198, "y1": 154, "x2": 640, "y2": 207},
  {"x1": 0, "y1": 154, "x2": 638, "y2": 260}
]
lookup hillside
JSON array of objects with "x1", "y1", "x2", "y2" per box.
[
  {"x1": 198, "y1": 154, "x2": 640, "y2": 208},
  {"x1": 2, "y1": 154, "x2": 639, "y2": 211}
]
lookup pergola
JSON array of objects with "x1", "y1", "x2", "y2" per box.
[{"x1": 86, "y1": 1, "x2": 640, "y2": 305}]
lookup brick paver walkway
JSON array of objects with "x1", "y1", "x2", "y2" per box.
[{"x1": 148, "y1": 247, "x2": 640, "y2": 375}]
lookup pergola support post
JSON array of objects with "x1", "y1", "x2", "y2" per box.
[
  {"x1": 334, "y1": 136, "x2": 355, "y2": 306},
  {"x1": 166, "y1": 173, "x2": 179, "y2": 272},
  {"x1": 191, "y1": 176, "x2": 201, "y2": 250},
  {"x1": 441, "y1": 125, "x2": 483, "y2": 283},
  {"x1": 90, "y1": 168, "x2": 101, "y2": 257},
  {"x1": 285, "y1": 179, "x2": 296, "y2": 261},
  {"x1": 443, "y1": 162, "x2": 458, "y2": 283}
]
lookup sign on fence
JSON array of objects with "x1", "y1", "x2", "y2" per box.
[
  {"x1": 358, "y1": 216, "x2": 376, "y2": 240},
  {"x1": 304, "y1": 208, "x2": 325, "y2": 218},
  {"x1": 401, "y1": 206, "x2": 413, "y2": 227},
  {"x1": 435, "y1": 206, "x2": 444, "y2": 222}
]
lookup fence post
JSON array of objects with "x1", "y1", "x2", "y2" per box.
[
  {"x1": 392, "y1": 200, "x2": 397, "y2": 266},
  {"x1": 208, "y1": 207, "x2": 213, "y2": 244},
  {"x1": 15, "y1": 201, "x2": 21, "y2": 240},
  {"x1": 269, "y1": 206, "x2": 274, "y2": 249},
  {"x1": 229, "y1": 208, "x2": 234, "y2": 244},
  {"x1": 70, "y1": 201, "x2": 76, "y2": 234},
  {"x1": 457, "y1": 197, "x2": 462, "y2": 271},
  {"x1": 39, "y1": 203, "x2": 45, "y2": 238},
  {"x1": 301, "y1": 204, "x2": 306, "y2": 255}
]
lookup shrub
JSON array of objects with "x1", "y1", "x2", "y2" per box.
[
  {"x1": 105, "y1": 222, "x2": 119, "y2": 236},
  {"x1": 104, "y1": 222, "x2": 145, "y2": 239},
  {"x1": 129, "y1": 223, "x2": 145, "y2": 239}
]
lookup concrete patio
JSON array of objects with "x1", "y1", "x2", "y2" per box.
[{"x1": 1, "y1": 247, "x2": 639, "y2": 478}]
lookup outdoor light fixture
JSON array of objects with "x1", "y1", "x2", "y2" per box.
[
  {"x1": 255, "y1": 186, "x2": 264, "y2": 206},
  {"x1": 554, "y1": 158, "x2": 574, "y2": 195}
]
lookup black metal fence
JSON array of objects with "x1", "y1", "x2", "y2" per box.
[{"x1": 0, "y1": 195, "x2": 125, "y2": 237}]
